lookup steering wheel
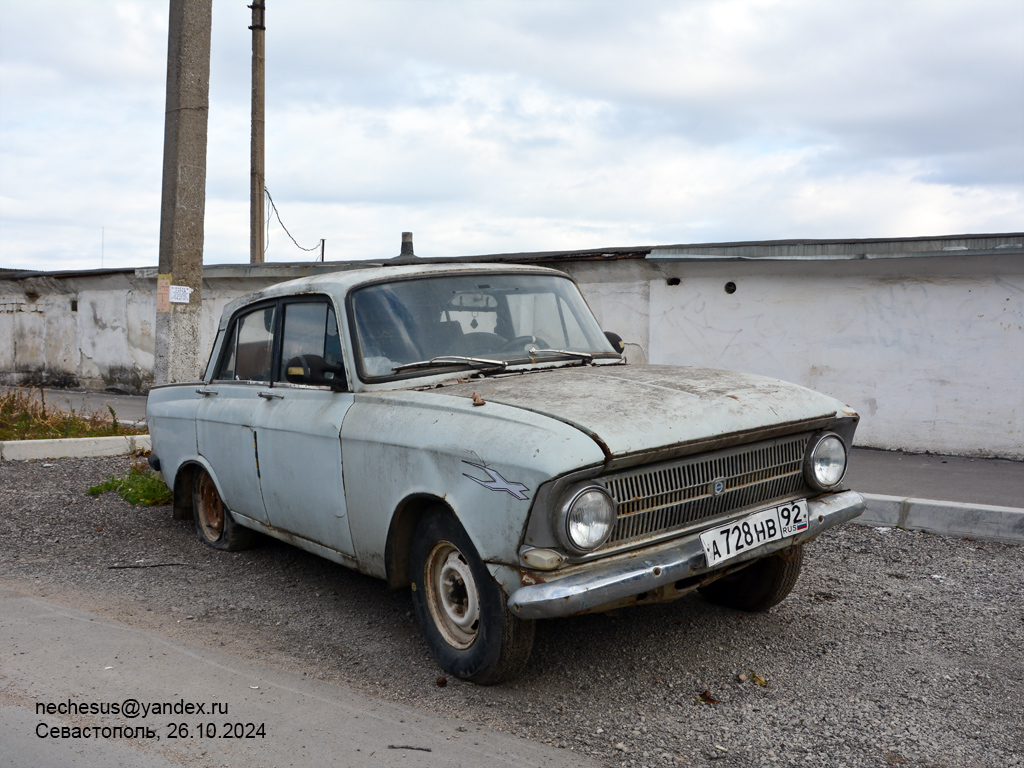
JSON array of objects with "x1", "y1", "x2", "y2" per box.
[
  {"x1": 448, "y1": 332, "x2": 507, "y2": 356},
  {"x1": 498, "y1": 335, "x2": 550, "y2": 354}
]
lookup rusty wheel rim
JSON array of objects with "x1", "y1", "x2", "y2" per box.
[
  {"x1": 196, "y1": 473, "x2": 224, "y2": 542},
  {"x1": 424, "y1": 541, "x2": 480, "y2": 650}
]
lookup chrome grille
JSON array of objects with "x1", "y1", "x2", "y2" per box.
[{"x1": 603, "y1": 434, "x2": 810, "y2": 547}]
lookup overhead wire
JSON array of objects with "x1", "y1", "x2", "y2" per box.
[{"x1": 263, "y1": 187, "x2": 321, "y2": 255}]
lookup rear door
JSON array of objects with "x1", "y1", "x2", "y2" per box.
[{"x1": 195, "y1": 303, "x2": 275, "y2": 525}]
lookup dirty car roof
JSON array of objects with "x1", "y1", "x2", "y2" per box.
[{"x1": 219, "y1": 262, "x2": 564, "y2": 325}]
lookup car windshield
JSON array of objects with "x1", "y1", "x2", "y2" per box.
[{"x1": 349, "y1": 272, "x2": 617, "y2": 379}]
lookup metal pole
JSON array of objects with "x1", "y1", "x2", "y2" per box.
[
  {"x1": 155, "y1": 0, "x2": 212, "y2": 386},
  {"x1": 249, "y1": 1, "x2": 265, "y2": 264}
]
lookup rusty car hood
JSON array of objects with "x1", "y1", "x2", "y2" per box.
[{"x1": 436, "y1": 364, "x2": 847, "y2": 465}]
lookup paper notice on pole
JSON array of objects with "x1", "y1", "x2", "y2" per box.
[
  {"x1": 169, "y1": 285, "x2": 193, "y2": 304},
  {"x1": 156, "y1": 274, "x2": 171, "y2": 313}
]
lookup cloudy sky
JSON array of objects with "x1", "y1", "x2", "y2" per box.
[{"x1": 1, "y1": 0, "x2": 1022, "y2": 272}]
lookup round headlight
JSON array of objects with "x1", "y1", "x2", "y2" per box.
[
  {"x1": 804, "y1": 433, "x2": 848, "y2": 491},
  {"x1": 556, "y1": 484, "x2": 616, "y2": 554}
]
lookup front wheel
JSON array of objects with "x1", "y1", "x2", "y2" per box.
[
  {"x1": 410, "y1": 509, "x2": 534, "y2": 685},
  {"x1": 698, "y1": 545, "x2": 804, "y2": 612}
]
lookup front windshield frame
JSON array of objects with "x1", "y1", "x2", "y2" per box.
[{"x1": 345, "y1": 270, "x2": 620, "y2": 384}]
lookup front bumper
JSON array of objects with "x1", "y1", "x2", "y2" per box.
[{"x1": 507, "y1": 490, "x2": 865, "y2": 619}]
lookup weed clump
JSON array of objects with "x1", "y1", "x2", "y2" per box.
[{"x1": 88, "y1": 459, "x2": 172, "y2": 506}]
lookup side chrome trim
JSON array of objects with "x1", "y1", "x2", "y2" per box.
[{"x1": 507, "y1": 490, "x2": 865, "y2": 620}]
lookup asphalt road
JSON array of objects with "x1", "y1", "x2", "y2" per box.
[
  {"x1": 1, "y1": 456, "x2": 1021, "y2": 768},
  {"x1": 2, "y1": 587, "x2": 591, "y2": 768},
  {"x1": 844, "y1": 448, "x2": 1023, "y2": 509}
]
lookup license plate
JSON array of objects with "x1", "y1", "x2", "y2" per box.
[{"x1": 699, "y1": 499, "x2": 808, "y2": 567}]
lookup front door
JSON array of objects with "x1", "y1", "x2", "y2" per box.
[
  {"x1": 251, "y1": 299, "x2": 355, "y2": 557},
  {"x1": 252, "y1": 386, "x2": 354, "y2": 556}
]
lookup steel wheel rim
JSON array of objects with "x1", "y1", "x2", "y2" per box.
[
  {"x1": 197, "y1": 473, "x2": 224, "y2": 541},
  {"x1": 424, "y1": 541, "x2": 480, "y2": 650}
]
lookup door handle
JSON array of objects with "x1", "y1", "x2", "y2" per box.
[
  {"x1": 195, "y1": 388, "x2": 218, "y2": 396},
  {"x1": 258, "y1": 390, "x2": 283, "y2": 400}
]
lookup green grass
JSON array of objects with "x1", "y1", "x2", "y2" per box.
[
  {"x1": 88, "y1": 460, "x2": 173, "y2": 506},
  {"x1": 0, "y1": 387, "x2": 145, "y2": 441}
]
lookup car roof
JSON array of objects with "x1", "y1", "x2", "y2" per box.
[{"x1": 218, "y1": 262, "x2": 568, "y2": 326}]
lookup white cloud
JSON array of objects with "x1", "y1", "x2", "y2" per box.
[{"x1": 1, "y1": 0, "x2": 1021, "y2": 271}]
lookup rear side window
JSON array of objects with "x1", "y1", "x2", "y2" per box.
[{"x1": 215, "y1": 305, "x2": 276, "y2": 382}]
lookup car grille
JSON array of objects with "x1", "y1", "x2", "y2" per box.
[{"x1": 602, "y1": 433, "x2": 811, "y2": 548}]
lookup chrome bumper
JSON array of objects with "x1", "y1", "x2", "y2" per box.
[{"x1": 507, "y1": 490, "x2": 865, "y2": 620}]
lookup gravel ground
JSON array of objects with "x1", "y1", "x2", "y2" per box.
[{"x1": 1, "y1": 456, "x2": 1021, "y2": 768}]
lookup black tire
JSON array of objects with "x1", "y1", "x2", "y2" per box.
[
  {"x1": 410, "y1": 508, "x2": 535, "y2": 685},
  {"x1": 698, "y1": 545, "x2": 804, "y2": 612},
  {"x1": 192, "y1": 468, "x2": 257, "y2": 551}
]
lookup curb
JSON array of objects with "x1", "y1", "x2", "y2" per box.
[
  {"x1": 854, "y1": 493, "x2": 1024, "y2": 544},
  {"x1": 0, "y1": 435, "x2": 151, "y2": 462}
]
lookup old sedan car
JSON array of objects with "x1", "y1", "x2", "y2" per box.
[{"x1": 147, "y1": 263, "x2": 865, "y2": 684}]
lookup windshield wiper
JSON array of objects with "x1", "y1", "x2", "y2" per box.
[
  {"x1": 392, "y1": 356, "x2": 507, "y2": 374},
  {"x1": 525, "y1": 347, "x2": 594, "y2": 363}
]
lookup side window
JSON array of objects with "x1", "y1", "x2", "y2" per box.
[
  {"x1": 215, "y1": 305, "x2": 276, "y2": 382},
  {"x1": 280, "y1": 302, "x2": 327, "y2": 367},
  {"x1": 324, "y1": 308, "x2": 342, "y2": 366},
  {"x1": 205, "y1": 327, "x2": 225, "y2": 381},
  {"x1": 277, "y1": 301, "x2": 344, "y2": 383}
]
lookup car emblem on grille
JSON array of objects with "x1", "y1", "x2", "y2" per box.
[{"x1": 709, "y1": 478, "x2": 726, "y2": 496}]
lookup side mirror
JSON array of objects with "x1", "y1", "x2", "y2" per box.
[
  {"x1": 285, "y1": 355, "x2": 347, "y2": 390},
  {"x1": 604, "y1": 331, "x2": 624, "y2": 354}
]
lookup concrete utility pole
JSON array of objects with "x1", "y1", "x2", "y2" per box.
[
  {"x1": 155, "y1": 0, "x2": 213, "y2": 386},
  {"x1": 249, "y1": 0, "x2": 266, "y2": 264}
]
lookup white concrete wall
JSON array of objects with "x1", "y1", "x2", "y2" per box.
[
  {"x1": 3, "y1": 247, "x2": 1022, "y2": 458},
  {"x1": 0, "y1": 269, "x2": 316, "y2": 393},
  {"x1": 0, "y1": 274, "x2": 162, "y2": 393},
  {"x1": 564, "y1": 254, "x2": 1023, "y2": 460}
]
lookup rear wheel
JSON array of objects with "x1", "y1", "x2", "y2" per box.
[
  {"x1": 410, "y1": 508, "x2": 534, "y2": 685},
  {"x1": 192, "y1": 468, "x2": 257, "y2": 551},
  {"x1": 698, "y1": 545, "x2": 804, "y2": 612}
]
